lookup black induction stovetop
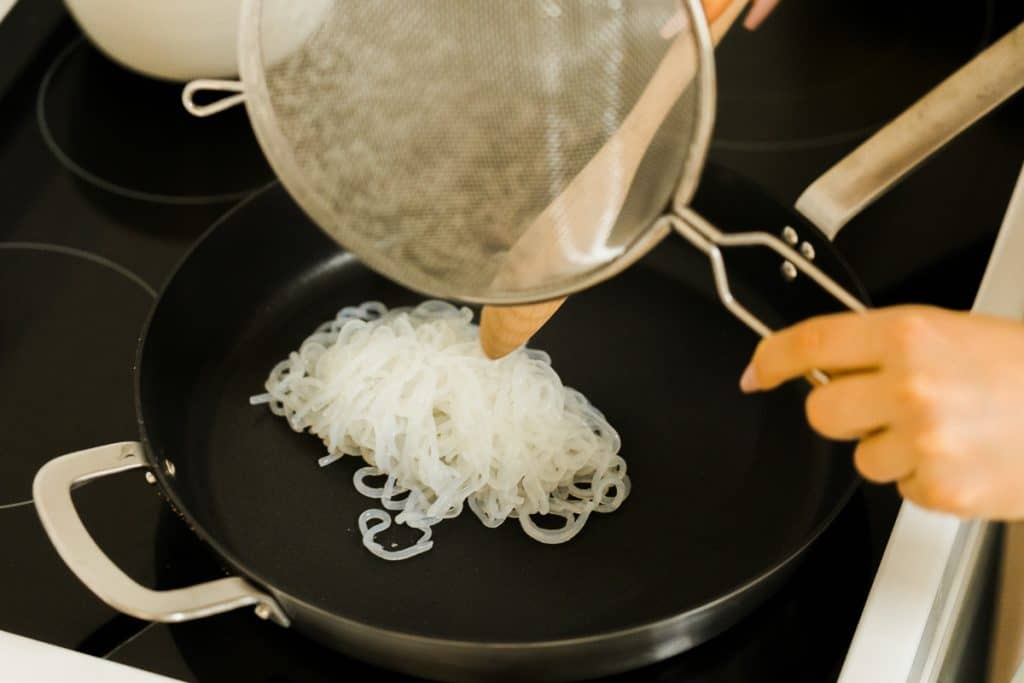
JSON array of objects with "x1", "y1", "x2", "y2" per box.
[{"x1": 1, "y1": 2, "x2": 1021, "y2": 681}]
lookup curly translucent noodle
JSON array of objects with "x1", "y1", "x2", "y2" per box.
[{"x1": 251, "y1": 300, "x2": 629, "y2": 560}]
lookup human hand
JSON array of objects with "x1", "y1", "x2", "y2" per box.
[
  {"x1": 702, "y1": 0, "x2": 780, "y2": 29},
  {"x1": 739, "y1": 305, "x2": 1024, "y2": 520},
  {"x1": 661, "y1": 0, "x2": 780, "y2": 40}
]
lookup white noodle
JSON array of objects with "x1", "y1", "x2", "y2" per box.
[
  {"x1": 358, "y1": 509, "x2": 433, "y2": 561},
  {"x1": 253, "y1": 300, "x2": 629, "y2": 559}
]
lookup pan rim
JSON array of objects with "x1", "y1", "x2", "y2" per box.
[{"x1": 133, "y1": 178, "x2": 867, "y2": 651}]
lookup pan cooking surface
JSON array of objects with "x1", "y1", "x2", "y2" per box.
[{"x1": 139, "y1": 180, "x2": 857, "y2": 644}]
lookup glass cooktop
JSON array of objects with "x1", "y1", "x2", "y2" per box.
[{"x1": 1, "y1": 1, "x2": 1021, "y2": 680}]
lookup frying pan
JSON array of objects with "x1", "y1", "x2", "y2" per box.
[
  {"x1": 32, "y1": 166, "x2": 863, "y2": 683},
  {"x1": 33, "y1": 24, "x2": 1023, "y2": 683}
]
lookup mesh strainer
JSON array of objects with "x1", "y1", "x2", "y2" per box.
[{"x1": 184, "y1": 0, "x2": 862, "y2": 327}]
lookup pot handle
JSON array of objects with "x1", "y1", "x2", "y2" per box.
[
  {"x1": 796, "y1": 22, "x2": 1024, "y2": 240},
  {"x1": 32, "y1": 442, "x2": 289, "y2": 627},
  {"x1": 181, "y1": 79, "x2": 246, "y2": 117}
]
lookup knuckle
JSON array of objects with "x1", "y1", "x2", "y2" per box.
[
  {"x1": 921, "y1": 476, "x2": 975, "y2": 515},
  {"x1": 886, "y1": 313, "x2": 931, "y2": 357},
  {"x1": 895, "y1": 375, "x2": 935, "y2": 410},
  {"x1": 912, "y1": 427, "x2": 958, "y2": 464},
  {"x1": 793, "y1": 324, "x2": 826, "y2": 356}
]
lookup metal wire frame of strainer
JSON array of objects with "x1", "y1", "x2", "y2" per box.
[{"x1": 183, "y1": 0, "x2": 864, "y2": 346}]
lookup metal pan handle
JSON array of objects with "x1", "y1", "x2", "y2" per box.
[
  {"x1": 32, "y1": 442, "x2": 289, "y2": 627},
  {"x1": 796, "y1": 22, "x2": 1024, "y2": 240}
]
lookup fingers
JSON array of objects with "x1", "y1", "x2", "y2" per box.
[
  {"x1": 897, "y1": 468, "x2": 979, "y2": 517},
  {"x1": 804, "y1": 372, "x2": 892, "y2": 440},
  {"x1": 702, "y1": 0, "x2": 733, "y2": 23},
  {"x1": 853, "y1": 421, "x2": 968, "y2": 512},
  {"x1": 664, "y1": 0, "x2": 736, "y2": 39},
  {"x1": 744, "y1": 0, "x2": 781, "y2": 29},
  {"x1": 741, "y1": 312, "x2": 882, "y2": 392},
  {"x1": 853, "y1": 430, "x2": 916, "y2": 483}
]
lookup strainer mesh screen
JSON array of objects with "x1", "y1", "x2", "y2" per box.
[{"x1": 253, "y1": 0, "x2": 702, "y2": 301}]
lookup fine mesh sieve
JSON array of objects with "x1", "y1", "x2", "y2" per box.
[
  {"x1": 238, "y1": 0, "x2": 714, "y2": 304},
  {"x1": 184, "y1": 0, "x2": 862, "y2": 334}
]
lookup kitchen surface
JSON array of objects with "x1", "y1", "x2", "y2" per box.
[{"x1": 1, "y1": 1, "x2": 1023, "y2": 681}]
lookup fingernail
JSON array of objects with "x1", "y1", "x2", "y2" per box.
[{"x1": 739, "y1": 363, "x2": 759, "y2": 393}]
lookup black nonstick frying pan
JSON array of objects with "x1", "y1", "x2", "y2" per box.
[
  {"x1": 32, "y1": 163, "x2": 865, "y2": 682},
  {"x1": 33, "y1": 23, "x2": 1023, "y2": 680}
]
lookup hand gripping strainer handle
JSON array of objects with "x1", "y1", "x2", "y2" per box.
[{"x1": 667, "y1": 207, "x2": 868, "y2": 386}]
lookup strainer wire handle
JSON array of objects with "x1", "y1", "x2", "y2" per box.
[
  {"x1": 182, "y1": 79, "x2": 246, "y2": 118},
  {"x1": 667, "y1": 207, "x2": 869, "y2": 387}
]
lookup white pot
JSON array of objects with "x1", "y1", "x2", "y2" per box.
[
  {"x1": 61, "y1": 0, "x2": 332, "y2": 82},
  {"x1": 63, "y1": 0, "x2": 243, "y2": 81}
]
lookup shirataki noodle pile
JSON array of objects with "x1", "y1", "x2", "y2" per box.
[{"x1": 250, "y1": 300, "x2": 629, "y2": 560}]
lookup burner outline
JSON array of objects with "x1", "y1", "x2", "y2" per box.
[
  {"x1": 0, "y1": 241, "x2": 155, "y2": 509},
  {"x1": 37, "y1": 37, "x2": 269, "y2": 206},
  {"x1": 711, "y1": 0, "x2": 996, "y2": 152}
]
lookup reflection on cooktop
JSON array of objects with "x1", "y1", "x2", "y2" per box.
[
  {"x1": 713, "y1": 0, "x2": 994, "y2": 149},
  {"x1": 37, "y1": 37, "x2": 274, "y2": 204},
  {"x1": 0, "y1": 244, "x2": 152, "y2": 505}
]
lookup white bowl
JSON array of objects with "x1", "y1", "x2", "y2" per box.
[
  {"x1": 63, "y1": 0, "x2": 244, "y2": 81},
  {"x1": 62, "y1": 0, "x2": 332, "y2": 82}
]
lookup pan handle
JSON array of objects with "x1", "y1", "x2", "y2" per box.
[
  {"x1": 32, "y1": 442, "x2": 290, "y2": 627},
  {"x1": 667, "y1": 209, "x2": 867, "y2": 386},
  {"x1": 796, "y1": 22, "x2": 1024, "y2": 240}
]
